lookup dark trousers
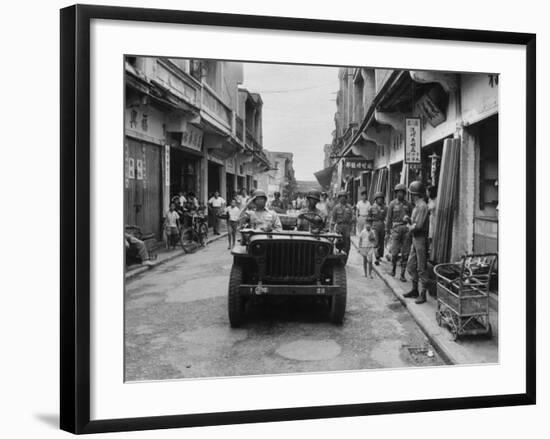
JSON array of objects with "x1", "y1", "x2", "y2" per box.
[
  {"x1": 390, "y1": 225, "x2": 412, "y2": 268},
  {"x1": 335, "y1": 223, "x2": 351, "y2": 263},
  {"x1": 211, "y1": 207, "x2": 221, "y2": 233},
  {"x1": 407, "y1": 235, "x2": 428, "y2": 291},
  {"x1": 373, "y1": 221, "x2": 385, "y2": 260}
]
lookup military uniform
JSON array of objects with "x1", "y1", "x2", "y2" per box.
[
  {"x1": 331, "y1": 200, "x2": 354, "y2": 263},
  {"x1": 367, "y1": 202, "x2": 387, "y2": 262},
  {"x1": 239, "y1": 208, "x2": 282, "y2": 232},
  {"x1": 386, "y1": 198, "x2": 413, "y2": 274},
  {"x1": 403, "y1": 181, "x2": 430, "y2": 304},
  {"x1": 297, "y1": 207, "x2": 327, "y2": 232},
  {"x1": 407, "y1": 199, "x2": 429, "y2": 294}
]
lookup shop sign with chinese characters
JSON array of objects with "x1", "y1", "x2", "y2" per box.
[
  {"x1": 344, "y1": 158, "x2": 373, "y2": 171},
  {"x1": 405, "y1": 117, "x2": 422, "y2": 164}
]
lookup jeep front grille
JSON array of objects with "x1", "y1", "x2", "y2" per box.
[{"x1": 263, "y1": 241, "x2": 318, "y2": 282}]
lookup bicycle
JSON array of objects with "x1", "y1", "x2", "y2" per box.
[{"x1": 181, "y1": 212, "x2": 209, "y2": 247}]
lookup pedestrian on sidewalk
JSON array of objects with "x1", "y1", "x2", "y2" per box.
[
  {"x1": 403, "y1": 181, "x2": 430, "y2": 304},
  {"x1": 355, "y1": 190, "x2": 371, "y2": 235},
  {"x1": 208, "y1": 191, "x2": 226, "y2": 235},
  {"x1": 367, "y1": 192, "x2": 388, "y2": 266},
  {"x1": 358, "y1": 221, "x2": 377, "y2": 278},
  {"x1": 164, "y1": 202, "x2": 181, "y2": 249},
  {"x1": 225, "y1": 199, "x2": 241, "y2": 249},
  {"x1": 386, "y1": 183, "x2": 413, "y2": 281},
  {"x1": 330, "y1": 190, "x2": 354, "y2": 264}
]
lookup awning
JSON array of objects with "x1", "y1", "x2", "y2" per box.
[{"x1": 314, "y1": 165, "x2": 336, "y2": 190}]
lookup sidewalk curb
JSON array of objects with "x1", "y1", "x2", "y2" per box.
[
  {"x1": 125, "y1": 232, "x2": 228, "y2": 281},
  {"x1": 350, "y1": 238, "x2": 455, "y2": 365}
]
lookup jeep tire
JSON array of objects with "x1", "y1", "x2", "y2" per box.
[
  {"x1": 228, "y1": 263, "x2": 245, "y2": 327},
  {"x1": 329, "y1": 263, "x2": 347, "y2": 324}
]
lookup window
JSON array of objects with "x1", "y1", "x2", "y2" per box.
[{"x1": 478, "y1": 116, "x2": 498, "y2": 214}]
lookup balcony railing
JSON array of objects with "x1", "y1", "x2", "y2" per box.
[
  {"x1": 235, "y1": 115, "x2": 244, "y2": 142},
  {"x1": 201, "y1": 82, "x2": 232, "y2": 130},
  {"x1": 246, "y1": 128, "x2": 262, "y2": 151}
]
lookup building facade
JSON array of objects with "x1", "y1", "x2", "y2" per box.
[
  {"x1": 329, "y1": 67, "x2": 498, "y2": 263},
  {"x1": 257, "y1": 151, "x2": 296, "y2": 197},
  {"x1": 124, "y1": 57, "x2": 270, "y2": 241}
]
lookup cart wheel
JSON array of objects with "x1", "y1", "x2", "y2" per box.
[{"x1": 451, "y1": 326, "x2": 459, "y2": 341}]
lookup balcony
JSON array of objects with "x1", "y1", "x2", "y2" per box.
[
  {"x1": 155, "y1": 59, "x2": 200, "y2": 108},
  {"x1": 201, "y1": 82, "x2": 233, "y2": 131},
  {"x1": 245, "y1": 128, "x2": 262, "y2": 152},
  {"x1": 235, "y1": 115, "x2": 244, "y2": 143}
]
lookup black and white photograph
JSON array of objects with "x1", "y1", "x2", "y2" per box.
[{"x1": 124, "y1": 57, "x2": 499, "y2": 382}]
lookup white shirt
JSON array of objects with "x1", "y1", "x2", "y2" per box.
[
  {"x1": 208, "y1": 196, "x2": 225, "y2": 208},
  {"x1": 165, "y1": 210, "x2": 180, "y2": 227},
  {"x1": 225, "y1": 206, "x2": 241, "y2": 221},
  {"x1": 178, "y1": 195, "x2": 187, "y2": 206},
  {"x1": 356, "y1": 200, "x2": 371, "y2": 216}
]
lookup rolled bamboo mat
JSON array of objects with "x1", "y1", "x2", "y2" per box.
[{"x1": 431, "y1": 138, "x2": 460, "y2": 263}]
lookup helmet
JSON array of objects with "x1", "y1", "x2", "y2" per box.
[
  {"x1": 251, "y1": 189, "x2": 267, "y2": 201},
  {"x1": 337, "y1": 190, "x2": 348, "y2": 198},
  {"x1": 408, "y1": 181, "x2": 425, "y2": 195},
  {"x1": 306, "y1": 189, "x2": 321, "y2": 202},
  {"x1": 374, "y1": 191, "x2": 385, "y2": 201},
  {"x1": 274, "y1": 191, "x2": 281, "y2": 197},
  {"x1": 394, "y1": 183, "x2": 407, "y2": 193}
]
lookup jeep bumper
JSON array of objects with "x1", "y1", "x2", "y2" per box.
[{"x1": 238, "y1": 284, "x2": 344, "y2": 296}]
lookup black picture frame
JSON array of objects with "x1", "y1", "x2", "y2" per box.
[{"x1": 60, "y1": 4, "x2": 536, "y2": 434}]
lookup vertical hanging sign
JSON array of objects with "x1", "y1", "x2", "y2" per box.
[{"x1": 404, "y1": 117, "x2": 422, "y2": 164}]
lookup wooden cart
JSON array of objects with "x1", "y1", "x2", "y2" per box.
[{"x1": 434, "y1": 253, "x2": 497, "y2": 341}]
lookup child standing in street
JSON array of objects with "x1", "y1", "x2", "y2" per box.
[
  {"x1": 164, "y1": 202, "x2": 180, "y2": 249},
  {"x1": 225, "y1": 199, "x2": 241, "y2": 250},
  {"x1": 358, "y1": 221, "x2": 378, "y2": 278}
]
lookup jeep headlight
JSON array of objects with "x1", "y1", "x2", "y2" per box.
[
  {"x1": 316, "y1": 244, "x2": 330, "y2": 257},
  {"x1": 250, "y1": 242, "x2": 264, "y2": 256}
]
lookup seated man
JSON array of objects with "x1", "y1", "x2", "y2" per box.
[
  {"x1": 125, "y1": 232, "x2": 153, "y2": 266},
  {"x1": 239, "y1": 189, "x2": 282, "y2": 232},
  {"x1": 297, "y1": 189, "x2": 327, "y2": 233}
]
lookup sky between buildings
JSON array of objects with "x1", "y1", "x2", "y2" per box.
[{"x1": 242, "y1": 62, "x2": 340, "y2": 181}]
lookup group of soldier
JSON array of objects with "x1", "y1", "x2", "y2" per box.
[{"x1": 238, "y1": 182, "x2": 430, "y2": 305}]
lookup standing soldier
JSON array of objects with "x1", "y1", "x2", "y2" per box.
[
  {"x1": 330, "y1": 190, "x2": 354, "y2": 264},
  {"x1": 368, "y1": 192, "x2": 388, "y2": 266},
  {"x1": 403, "y1": 181, "x2": 430, "y2": 304},
  {"x1": 386, "y1": 183, "x2": 413, "y2": 281}
]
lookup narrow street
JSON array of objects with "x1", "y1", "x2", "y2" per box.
[{"x1": 125, "y1": 237, "x2": 444, "y2": 381}]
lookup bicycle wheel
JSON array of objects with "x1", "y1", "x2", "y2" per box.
[{"x1": 198, "y1": 223, "x2": 209, "y2": 246}]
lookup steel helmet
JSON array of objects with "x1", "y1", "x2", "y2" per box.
[
  {"x1": 374, "y1": 191, "x2": 385, "y2": 201},
  {"x1": 337, "y1": 190, "x2": 348, "y2": 198},
  {"x1": 408, "y1": 181, "x2": 425, "y2": 195},
  {"x1": 394, "y1": 183, "x2": 407, "y2": 193},
  {"x1": 306, "y1": 190, "x2": 321, "y2": 202},
  {"x1": 251, "y1": 189, "x2": 267, "y2": 201}
]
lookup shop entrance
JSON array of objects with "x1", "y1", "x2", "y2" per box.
[
  {"x1": 170, "y1": 148, "x2": 200, "y2": 200},
  {"x1": 226, "y1": 173, "x2": 236, "y2": 201},
  {"x1": 473, "y1": 115, "x2": 498, "y2": 254},
  {"x1": 125, "y1": 137, "x2": 163, "y2": 240}
]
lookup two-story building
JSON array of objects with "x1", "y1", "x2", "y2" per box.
[{"x1": 124, "y1": 57, "x2": 270, "y2": 241}]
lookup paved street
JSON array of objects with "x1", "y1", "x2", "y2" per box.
[{"x1": 125, "y1": 237, "x2": 445, "y2": 381}]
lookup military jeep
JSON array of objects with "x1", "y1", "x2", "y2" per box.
[{"x1": 228, "y1": 217, "x2": 347, "y2": 327}]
